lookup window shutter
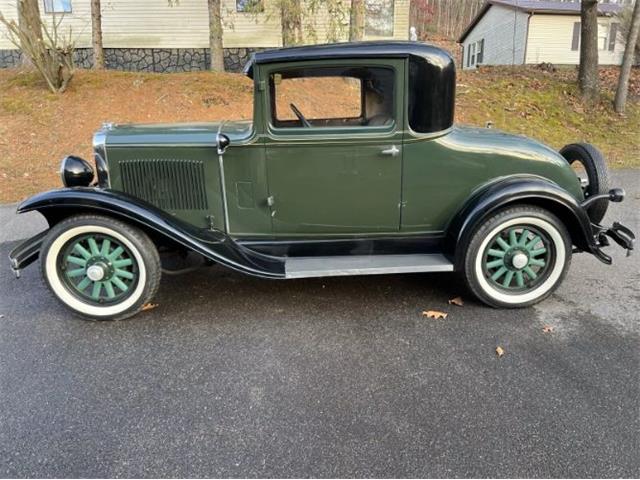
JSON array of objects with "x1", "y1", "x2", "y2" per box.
[
  {"x1": 477, "y1": 39, "x2": 484, "y2": 64},
  {"x1": 571, "y1": 22, "x2": 580, "y2": 51},
  {"x1": 467, "y1": 44, "x2": 472, "y2": 67},
  {"x1": 608, "y1": 23, "x2": 618, "y2": 51}
]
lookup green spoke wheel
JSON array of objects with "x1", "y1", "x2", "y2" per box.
[
  {"x1": 58, "y1": 233, "x2": 140, "y2": 306},
  {"x1": 41, "y1": 215, "x2": 161, "y2": 321},
  {"x1": 464, "y1": 206, "x2": 571, "y2": 309},
  {"x1": 481, "y1": 225, "x2": 555, "y2": 293}
]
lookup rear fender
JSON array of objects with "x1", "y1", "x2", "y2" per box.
[
  {"x1": 447, "y1": 175, "x2": 597, "y2": 269},
  {"x1": 14, "y1": 187, "x2": 285, "y2": 278}
]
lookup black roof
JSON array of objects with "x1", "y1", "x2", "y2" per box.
[{"x1": 244, "y1": 41, "x2": 454, "y2": 77}]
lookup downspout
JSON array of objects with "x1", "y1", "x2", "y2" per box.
[{"x1": 523, "y1": 12, "x2": 533, "y2": 65}]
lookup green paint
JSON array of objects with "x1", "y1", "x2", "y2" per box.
[{"x1": 101, "y1": 57, "x2": 585, "y2": 238}]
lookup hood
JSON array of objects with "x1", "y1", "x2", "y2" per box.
[{"x1": 103, "y1": 120, "x2": 254, "y2": 147}]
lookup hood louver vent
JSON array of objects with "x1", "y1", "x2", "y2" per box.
[{"x1": 119, "y1": 159, "x2": 209, "y2": 210}]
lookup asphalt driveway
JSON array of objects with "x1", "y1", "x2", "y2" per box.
[{"x1": 0, "y1": 170, "x2": 638, "y2": 478}]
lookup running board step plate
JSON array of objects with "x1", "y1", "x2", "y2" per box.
[{"x1": 285, "y1": 254, "x2": 454, "y2": 279}]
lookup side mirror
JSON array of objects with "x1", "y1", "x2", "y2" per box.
[{"x1": 217, "y1": 133, "x2": 230, "y2": 155}]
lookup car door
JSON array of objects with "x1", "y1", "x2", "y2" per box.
[{"x1": 263, "y1": 59, "x2": 404, "y2": 236}]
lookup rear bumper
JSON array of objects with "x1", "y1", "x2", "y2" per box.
[
  {"x1": 8, "y1": 230, "x2": 48, "y2": 278},
  {"x1": 580, "y1": 188, "x2": 635, "y2": 264},
  {"x1": 589, "y1": 221, "x2": 635, "y2": 264}
]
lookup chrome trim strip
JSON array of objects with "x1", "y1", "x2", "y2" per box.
[
  {"x1": 92, "y1": 128, "x2": 111, "y2": 188},
  {"x1": 216, "y1": 122, "x2": 231, "y2": 233}
]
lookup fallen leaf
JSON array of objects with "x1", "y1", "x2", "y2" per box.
[
  {"x1": 423, "y1": 310, "x2": 448, "y2": 320},
  {"x1": 141, "y1": 303, "x2": 158, "y2": 311},
  {"x1": 542, "y1": 325, "x2": 555, "y2": 333},
  {"x1": 496, "y1": 346, "x2": 505, "y2": 357},
  {"x1": 448, "y1": 296, "x2": 464, "y2": 307}
]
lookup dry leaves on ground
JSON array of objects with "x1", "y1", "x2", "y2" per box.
[
  {"x1": 496, "y1": 346, "x2": 505, "y2": 357},
  {"x1": 423, "y1": 310, "x2": 448, "y2": 320},
  {"x1": 448, "y1": 296, "x2": 464, "y2": 307},
  {"x1": 542, "y1": 325, "x2": 555, "y2": 333},
  {"x1": 141, "y1": 303, "x2": 158, "y2": 312}
]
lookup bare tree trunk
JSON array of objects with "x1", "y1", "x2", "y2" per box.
[
  {"x1": 281, "y1": 0, "x2": 302, "y2": 46},
  {"x1": 579, "y1": 0, "x2": 599, "y2": 102},
  {"x1": 349, "y1": 0, "x2": 365, "y2": 41},
  {"x1": 17, "y1": 0, "x2": 41, "y2": 67},
  {"x1": 208, "y1": 0, "x2": 225, "y2": 72},
  {"x1": 90, "y1": 0, "x2": 104, "y2": 69},
  {"x1": 614, "y1": 0, "x2": 640, "y2": 114}
]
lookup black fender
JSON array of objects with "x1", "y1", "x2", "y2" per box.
[
  {"x1": 12, "y1": 187, "x2": 286, "y2": 278},
  {"x1": 447, "y1": 175, "x2": 599, "y2": 269}
]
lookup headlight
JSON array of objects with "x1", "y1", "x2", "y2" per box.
[{"x1": 60, "y1": 155, "x2": 94, "y2": 187}]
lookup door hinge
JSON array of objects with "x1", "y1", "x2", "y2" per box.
[
  {"x1": 267, "y1": 195, "x2": 275, "y2": 207},
  {"x1": 258, "y1": 80, "x2": 266, "y2": 91}
]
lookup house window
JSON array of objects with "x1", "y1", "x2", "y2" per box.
[
  {"x1": 607, "y1": 22, "x2": 619, "y2": 51},
  {"x1": 365, "y1": 0, "x2": 394, "y2": 37},
  {"x1": 476, "y1": 39, "x2": 484, "y2": 64},
  {"x1": 571, "y1": 22, "x2": 580, "y2": 51},
  {"x1": 236, "y1": 0, "x2": 263, "y2": 13},
  {"x1": 598, "y1": 22, "x2": 609, "y2": 50},
  {"x1": 43, "y1": 0, "x2": 72, "y2": 13}
]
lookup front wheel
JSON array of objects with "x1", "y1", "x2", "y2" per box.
[
  {"x1": 463, "y1": 206, "x2": 571, "y2": 308},
  {"x1": 40, "y1": 215, "x2": 161, "y2": 321}
]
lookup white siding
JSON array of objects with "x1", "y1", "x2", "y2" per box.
[
  {"x1": 0, "y1": 0, "x2": 410, "y2": 51},
  {"x1": 525, "y1": 14, "x2": 624, "y2": 66},
  {"x1": 0, "y1": 0, "x2": 18, "y2": 49},
  {"x1": 222, "y1": 0, "x2": 282, "y2": 47},
  {"x1": 301, "y1": 0, "x2": 409, "y2": 44},
  {"x1": 0, "y1": 0, "x2": 91, "y2": 49},
  {"x1": 461, "y1": 4, "x2": 529, "y2": 70}
]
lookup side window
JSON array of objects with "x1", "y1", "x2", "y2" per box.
[{"x1": 269, "y1": 66, "x2": 395, "y2": 129}]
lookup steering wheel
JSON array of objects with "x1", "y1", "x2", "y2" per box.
[{"x1": 290, "y1": 103, "x2": 312, "y2": 128}]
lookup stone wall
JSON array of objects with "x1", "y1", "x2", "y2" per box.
[
  {"x1": 0, "y1": 50, "x2": 22, "y2": 68},
  {"x1": 0, "y1": 47, "x2": 260, "y2": 73}
]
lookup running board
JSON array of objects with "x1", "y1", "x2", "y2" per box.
[{"x1": 285, "y1": 254, "x2": 454, "y2": 279}]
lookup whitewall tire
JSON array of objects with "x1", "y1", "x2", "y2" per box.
[
  {"x1": 463, "y1": 206, "x2": 572, "y2": 308},
  {"x1": 40, "y1": 215, "x2": 161, "y2": 321}
]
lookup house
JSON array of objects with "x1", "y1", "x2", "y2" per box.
[
  {"x1": 458, "y1": 0, "x2": 627, "y2": 70},
  {"x1": 0, "y1": 0, "x2": 410, "y2": 72}
]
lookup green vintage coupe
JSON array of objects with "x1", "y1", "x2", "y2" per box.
[{"x1": 9, "y1": 41, "x2": 635, "y2": 320}]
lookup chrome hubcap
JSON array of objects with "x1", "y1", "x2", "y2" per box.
[
  {"x1": 86, "y1": 264, "x2": 106, "y2": 282},
  {"x1": 511, "y1": 252, "x2": 529, "y2": 269}
]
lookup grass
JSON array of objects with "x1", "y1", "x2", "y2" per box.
[
  {"x1": 0, "y1": 65, "x2": 638, "y2": 204},
  {"x1": 456, "y1": 66, "x2": 640, "y2": 169}
]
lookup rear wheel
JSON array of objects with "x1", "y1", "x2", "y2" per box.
[
  {"x1": 41, "y1": 215, "x2": 161, "y2": 321},
  {"x1": 464, "y1": 206, "x2": 571, "y2": 308},
  {"x1": 560, "y1": 143, "x2": 610, "y2": 224}
]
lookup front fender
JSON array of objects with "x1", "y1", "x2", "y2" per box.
[
  {"x1": 448, "y1": 175, "x2": 598, "y2": 269},
  {"x1": 13, "y1": 187, "x2": 285, "y2": 278}
]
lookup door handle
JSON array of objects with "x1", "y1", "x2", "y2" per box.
[{"x1": 381, "y1": 145, "x2": 400, "y2": 157}]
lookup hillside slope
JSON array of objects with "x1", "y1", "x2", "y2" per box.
[{"x1": 0, "y1": 66, "x2": 638, "y2": 203}]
